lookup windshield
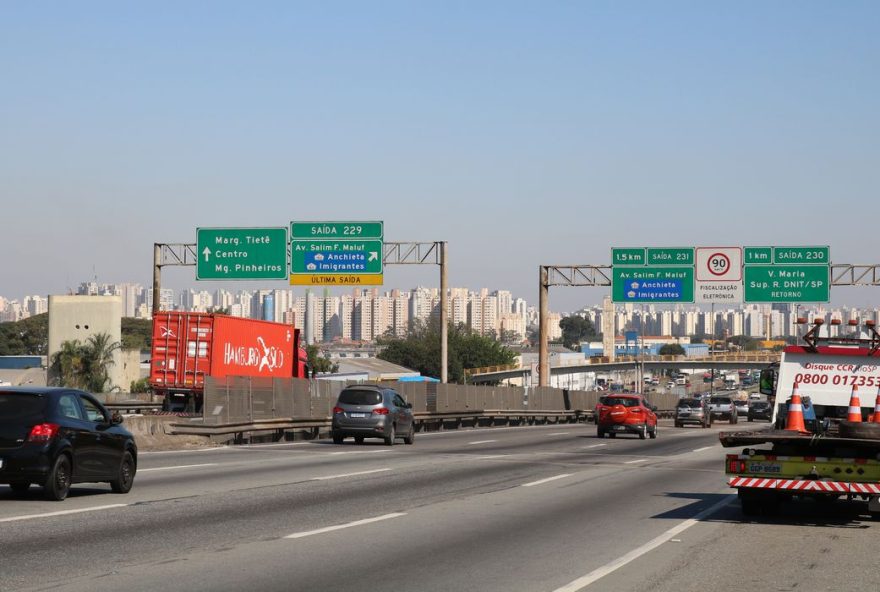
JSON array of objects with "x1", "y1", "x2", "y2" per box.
[
  {"x1": 0, "y1": 393, "x2": 46, "y2": 419},
  {"x1": 338, "y1": 389, "x2": 383, "y2": 406},
  {"x1": 604, "y1": 397, "x2": 640, "y2": 407},
  {"x1": 677, "y1": 399, "x2": 702, "y2": 408}
]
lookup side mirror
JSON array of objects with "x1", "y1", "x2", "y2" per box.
[
  {"x1": 111, "y1": 412, "x2": 124, "y2": 425},
  {"x1": 759, "y1": 368, "x2": 776, "y2": 396},
  {"x1": 406, "y1": 403, "x2": 413, "y2": 409}
]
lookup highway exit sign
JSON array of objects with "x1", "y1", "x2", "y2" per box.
[
  {"x1": 196, "y1": 227, "x2": 288, "y2": 280},
  {"x1": 743, "y1": 265, "x2": 830, "y2": 303},
  {"x1": 290, "y1": 221, "x2": 384, "y2": 285},
  {"x1": 612, "y1": 267, "x2": 694, "y2": 303}
]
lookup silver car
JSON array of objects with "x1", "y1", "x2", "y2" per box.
[{"x1": 331, "y1": 385, "x2": 415, "y2": 445}]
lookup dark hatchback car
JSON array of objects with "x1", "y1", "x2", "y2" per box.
[
  {"x1": 0, "y1": 387, "x2": 137, "y2": 501},
  {"x1": 748, "y1": 400, "x2": 772, "y2": 422},
  {"x1": 331, "y1": 385, "x2": 415, "y2": 445}
]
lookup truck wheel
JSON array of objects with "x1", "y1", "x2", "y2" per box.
[{"x1": 739, "y1": 490, "x2": 762, "y2": 516}]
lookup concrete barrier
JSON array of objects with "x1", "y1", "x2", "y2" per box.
[{"x1": 122, "y1": 416, "x2": 216, "y2": 452}]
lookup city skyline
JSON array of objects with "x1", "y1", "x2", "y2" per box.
[{"x1": 3, "y1": 280, "x2": 878, "y2": 348}]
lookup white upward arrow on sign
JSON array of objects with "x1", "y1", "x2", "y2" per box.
[{"x1": 202, "y1": 247, "x2": 212, "y2": 262}]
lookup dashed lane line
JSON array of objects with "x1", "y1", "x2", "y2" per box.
[
  {"x1": 522, "y1": 474, "x2": 573, "y2": 487},
  {"x1": 285, "y1": 513, "x2": 406, "y2": 539}
]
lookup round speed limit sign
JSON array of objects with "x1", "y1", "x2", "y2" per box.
[{"x1": 696, "y1": 247, "x2": 742, "y2": 281}]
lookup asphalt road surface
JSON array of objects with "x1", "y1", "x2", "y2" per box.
[{"x1": 2, "y1": 420, "x2": 879, "y2": 592}]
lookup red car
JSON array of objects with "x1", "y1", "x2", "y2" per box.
[{"x1": 597, "y1": 394, "x2": 658, "y2": 440}]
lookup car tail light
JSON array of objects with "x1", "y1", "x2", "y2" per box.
[
  {"x1": 372, "y1": 407, "x2": 389, "y2": 415},
  {"x1": 726, "y1": 455, "x2": 747, "y2": 474},
  {"x1": 332, "y1": 406, "x2": 344, "y2": 414},
  {"x1": 27, "y1": 423, "x2": 60, "y2": 443}
]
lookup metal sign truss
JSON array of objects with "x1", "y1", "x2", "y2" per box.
[
  {"x1": 383, "y1": 242, "x2": 443, "y2": 265},
  {"x1": 831, "y1": 264, "x2": 880, "y2": 286},
  {"x1": 542, "y1": 265, "x2": 612, "y2": 287}
]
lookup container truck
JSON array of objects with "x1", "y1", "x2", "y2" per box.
[
  {"x1": 721, "y1": 318, "x2": 880, "y2": 516},
  {"x1": 149, "y1": 312, "x2": 310, "y2": 412}
]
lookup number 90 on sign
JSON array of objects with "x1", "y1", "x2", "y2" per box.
[{"x1": 708, "y1": 253, "x2": 730, "y2": 276}]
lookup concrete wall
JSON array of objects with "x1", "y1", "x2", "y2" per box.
[{"x1": 48, "y1": 295, "x2": 124, "y2": 391}]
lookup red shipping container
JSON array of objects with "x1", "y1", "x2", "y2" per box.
[{"x1": 150, "y1": 312, "x2": 300, "y2": 392}]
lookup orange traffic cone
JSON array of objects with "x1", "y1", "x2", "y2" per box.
[
  {"x1": 871, "y1": 388, "x2": 880, "y2": 423},
  {"x1": 785, "y1": 382, "x2": 809, "y2": 433},
  {"x1": 847, "y1": 385, "x2": 863, "y2": 423}
]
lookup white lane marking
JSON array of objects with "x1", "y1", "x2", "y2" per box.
[
  {"x1": 139, "y1": 463, "x2": 218, "y2": 472},
  {"x1": 582, "y1": 444, "x2": 607, "y2": 449},
  {"x1": 285, "y1": 513, "x2": 406, "y2": 539},
  {"x1": 0, "y1": 504, "x2": 128, "y2": 523},
  {"x1": 140, "y1": 447, "x2": 229, "y2": 455},
  {"x1": 311, "y1": 468, "x2": 392, "y2": 481},
  {"x1": 692, "y1": 446, "x2": 714, "y2": 453},
  {"x1": 522, "y1": 474, "x2": 573, "y2": 487},
  {"x1": 624, "y1": 459, "x2": 647, "y2": 465},
  {"x1": 552, "y1": 494, "x2": 735, "y2": 591},
  {"x1": 469, "y1": 440, "x2": 498, "y2": 445},
  {"x1": 328, "y1": 450, "x2": 392, "y2": 455},
  {"x1": 548, "y1": 432, "x2": 571, "y2": 436},
  {"x1": 475, "y1": 455, "x2": 511, "y2": 459}
]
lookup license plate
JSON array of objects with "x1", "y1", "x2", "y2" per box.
[
  {"x1": 612, "y1": 425, "x2": 625, "y2": 431},
  {"x1": 349, "y1": 413, "x2": 367, "y2": 418}
]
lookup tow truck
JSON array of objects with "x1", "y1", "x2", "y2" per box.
[{"x1": 721, "y1": 317, "x2": 880, "y2": 516}]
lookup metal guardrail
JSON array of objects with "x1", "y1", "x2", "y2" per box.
[
  {"x1": 105, "y1": 402, "x2": 164, "y2": 414},
  {"x1": 168, "y1": 407, "x2": 678, "y2": 443}
]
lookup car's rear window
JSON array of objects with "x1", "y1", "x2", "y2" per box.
[
  {"x1": 710, "y1": 396, "x2": 731, "y2": 404},
  {"x1": 604, "y1": 397, "x2": 640, "y2": 407},
  {"x1": 677, "y1": 399, "x2": 702, "y2": 408},
  {"x1": 0, "y1": 393, "x2": 46, "y2": 419},
  {"x1": 338, "y1": 389, "x2": 383, "y2": 406}
]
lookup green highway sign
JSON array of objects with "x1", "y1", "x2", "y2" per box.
[
  {"x1": 773, "y1": 246, "x2": 829, "y2": 265},
  {"x1": 291, "y1": 221, "x2": 383, "y2": 240},
  {"x1": 744, "y1": 247, "x2": 772, "y2": 264},
  {"x1": 647, "y1": 247, "x2": 694, "y2": 266},
  {"x1": 196, "y1": 227, "x2": 288, "y2": 280},
  {"x1": 291, "y1": 239, "x2": 383, "y2": 274},
  {"x1": 612, "y1": 266, "x2": 694, "y2": 303},
  {"x1": 611, "y1": 248, "x2": 646, "y2": 266},
  {"x1": 290, "y1": 220, "x2": 384, "y2": 285},
  {"x1": 743, "y1": 265, "x2": 830, "y2": 302}
]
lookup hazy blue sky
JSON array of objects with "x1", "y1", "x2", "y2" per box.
[{"x1": 2, "y1": 2, "x2": 878, "y2": 311}]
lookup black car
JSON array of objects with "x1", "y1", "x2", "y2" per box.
[
  {"x1": 748, "y1": 400, "x2": 772, "y2": 422},
  {"x1": 0, "y1": 387, "x2": 137, "y2": 500}
]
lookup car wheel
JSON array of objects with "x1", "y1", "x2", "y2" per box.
[
  {"x1": 608, "y1": 432, "x2": 616, "y2": 438},
  {"x1": 674, "y1": 421, "x2": 682, "y2": 428},
  {"x1": 639, "y1": 426, "x2": 647, "y2": 440},
  {"x1": 649, "y1": 424, "x2": 657, "y2": 439},
  {"x1": 354, "y1": 436, "x2": 365, "y2": 444},
  {"x1": 332, "y1": 433, "x2": 344, "y2": 445},
  {"x1": 44, "y1": 454, "x2": 71, "y2": 501},
  {"x1": 597, "y1": 428, "x2": 605, "y2": 438},
  {"x1": 9, "y1": 482, "x2": 30, "y2": 495},
  {"x1": 110, "y1": 451, "x2": 136, "y2": 494},
  {"x1": 404, "y1": 425, "x2": 415, "y2": 445},
  {"x1": 748, "y1": 417, "x2": 753, "y2": 422},
  {"x1": 384, "y1": 424, "x2": 396, "y2": 446}
]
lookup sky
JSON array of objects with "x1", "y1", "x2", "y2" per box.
[{"x1": 2, "y1": 1, "x2": 878, "y2": 312}]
